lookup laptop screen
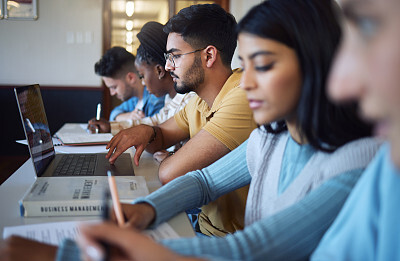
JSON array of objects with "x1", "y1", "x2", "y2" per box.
[{"x1": 15, "y1": 84, "x2": 55, "y2": 177}]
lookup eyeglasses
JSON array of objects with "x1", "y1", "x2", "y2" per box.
[{"x1": 164, "y1": 48, "x2": 206, "y2": 68}]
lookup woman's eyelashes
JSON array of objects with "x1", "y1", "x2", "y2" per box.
[
  {"x1": 255, "y1": 62, "x2": 275, "y2": 72},
  {"x1": 239, "y1": 62, "x2": 275, "y2": 73}
]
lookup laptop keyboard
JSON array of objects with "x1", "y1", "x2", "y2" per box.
[{"x1": 54, "y1": 154, "x2": 97, "y2": 176}]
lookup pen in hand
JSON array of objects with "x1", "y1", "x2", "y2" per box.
[
  {"x1": 95, "y1": 103, "x2": 101, "y2": 133},
  {"x1": 96, "y1": 103, "x2": 101, "y2": 120},
  {"x1": 107, "y1": 170, "x2": 125, "y2": 227}
]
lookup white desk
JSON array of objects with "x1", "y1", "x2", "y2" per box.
[{"x1": 0, "y1": 146, "x2": 195, "y2": 238}]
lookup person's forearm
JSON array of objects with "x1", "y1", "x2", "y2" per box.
[
  {"x1": 144, "y1": 125, "x2": 166, "y2": 154},
  {"x1": 115, "y1": 112, "x2": 133, "y2": 121},
  {"x1": 110, "y1": 120, "x2": 133, "y2": 135},
  {"x1": 157, "y1": 153, "x2": 186, "y2": 184},
  {"x1": 136, "y1": 141, "x2": 251, "y2": 227},
  {"x1": 161, "y1": 169, "x2": 363, "y2": 260},
  {"x1": 135, "y1": 106, "x2": 169, "y2": 127},
  {"x1": 110, "y1": 104, "x2": 129, "y2": 121},
  {"x1": 134, "y1": 115, "x2": 159, "y2": 126}
]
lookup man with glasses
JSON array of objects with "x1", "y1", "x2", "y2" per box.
[{"x1": 106, "y1": 4, "x2": 257, "y2": 237}]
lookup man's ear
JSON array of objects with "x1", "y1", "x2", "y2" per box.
[
  {"x1": 155, "y1": 64, "x2": 166, "y2": 80},
  {"x1": 204, "y1": 45, "x2": 218, "y2": 68},
  {"x1": 126, "y1": 72, "x2": 137, "y2": 84}
]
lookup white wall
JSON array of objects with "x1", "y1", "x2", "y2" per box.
[
  {"x1": 230, "y1": 0, "x2": 263, "y2": 69},
  {"x1": 0, "y1": 0, "x2": 103, "y2": 87},
  {"x1": 0, "y1": 0, "x2": 260, "y2": 85}
]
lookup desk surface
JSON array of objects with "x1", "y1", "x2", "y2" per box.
[{"x1": 0, "y1": 146, "x2": 195, "y2": 238}]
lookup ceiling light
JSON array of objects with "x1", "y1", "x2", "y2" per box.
[
  {"x1": 126, "y1": 20, "x2": 134, "y2": 31},
  {"x1": 126, "y1": 31, "x2": 133, "y2": 44},
  {"x1": 126, "y1": 1, "x2": 135, "y2": 17}
]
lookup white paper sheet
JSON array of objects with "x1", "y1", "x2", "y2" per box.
[
  {"x1": 3, "y1": 220, "x2": 179, "y2": 246},
  {"x1": 3, "y1": 220, "x2": 97, "y2": 246}
]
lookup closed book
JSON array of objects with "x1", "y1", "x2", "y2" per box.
[{"x1": 19, "y1": 176, "x2": 149, "y2": 217}]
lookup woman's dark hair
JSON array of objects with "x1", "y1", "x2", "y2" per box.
[
  {"x1": 237, "y1": 0, "x2": 372, "y2": 151},
  {"x1": 136, "y1": 21, "x2": 168, "y2": 66},
  {"x1": 163, "y1": 4, "x2": 237, "y2": 67}
]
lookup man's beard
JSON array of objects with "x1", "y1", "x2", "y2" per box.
[{"x1": 174, "y1": 56, "x2": 205, "y2": 94}]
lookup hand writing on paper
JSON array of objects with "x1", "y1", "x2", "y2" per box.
[
  {"x1": 109, "y1": 203, "x2": 156, "y2": 230},
  {"x1": 87, "y1": 118, "x2": 111, "y2": 134},
  {"x1": 77, "y1": 222, "x2": 201, "y2": 261}
]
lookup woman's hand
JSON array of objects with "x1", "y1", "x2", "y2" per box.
[{"x1": 77, "y1": 222, "x2": 190, "y2": 261}]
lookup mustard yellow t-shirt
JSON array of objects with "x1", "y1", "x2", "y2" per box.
[{"x1": 174, "y1": 69, "x2": 257, "y2": 236}]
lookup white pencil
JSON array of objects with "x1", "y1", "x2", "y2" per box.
[{"x1": 96, "y1": 103, "x2": 101, "y2": 120}]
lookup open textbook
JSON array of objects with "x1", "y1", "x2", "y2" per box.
[
  {"x1": 3, "y1": 220, "x2": 179, "y2": 246},
  {"x1": 55, "y1": 123, "x2": 113, "y2": 145}
]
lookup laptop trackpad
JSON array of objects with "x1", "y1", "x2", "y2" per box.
[{"x1": 95, "y1": 153, "x2": 134, "y2": 176}]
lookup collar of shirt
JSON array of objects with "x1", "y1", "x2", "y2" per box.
[{"x1": 197, "y1": 68, "x2": 243, "y2": 118}]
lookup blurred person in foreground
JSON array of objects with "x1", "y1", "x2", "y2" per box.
[{"x1": 311, "y1": 0, "x2": 400, "y2": 260}]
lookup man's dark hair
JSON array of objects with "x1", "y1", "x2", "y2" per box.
[
  {"x1": 163, "y1": 4, "x2": 237, "y2": 67},
  {"x1": 237, "y1": 0, "x2": 372, "y2": 152},
  {"x1": 94, "y1": 46, "x2": 137, "y2": 79}
]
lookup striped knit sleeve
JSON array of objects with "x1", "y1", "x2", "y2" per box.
[
  {"x1": 160, "y1": 168, "x2": 364, "y2": 261},
  {"x1": 134, "y1": 140, "x2": 251, "y2": 228}
]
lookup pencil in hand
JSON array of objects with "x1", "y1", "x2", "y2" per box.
[{"x1": 107, "y1": 170, "x2": 125, "y2": 227}]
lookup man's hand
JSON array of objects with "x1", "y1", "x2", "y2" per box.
[
  {"x1": 87, "y1": 118, "x2": 111, "y2": 133},
  {"x1": 106, "y1": 124, "x2": 155, "y2": 165},
  {"x1": 0, "y1": 236, "x2": 57, "y2": 261},
  {"x1": 110, "y1": 203, "x2": 156, "y2": 230}
]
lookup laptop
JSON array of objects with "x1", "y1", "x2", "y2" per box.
[{"x1": 14, "y1": 84, "x2": 134, "y2": 177}]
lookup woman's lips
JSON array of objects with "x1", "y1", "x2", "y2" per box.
[{"x1": 248, "y1": 99, "x2": 263, "y2": 110}]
